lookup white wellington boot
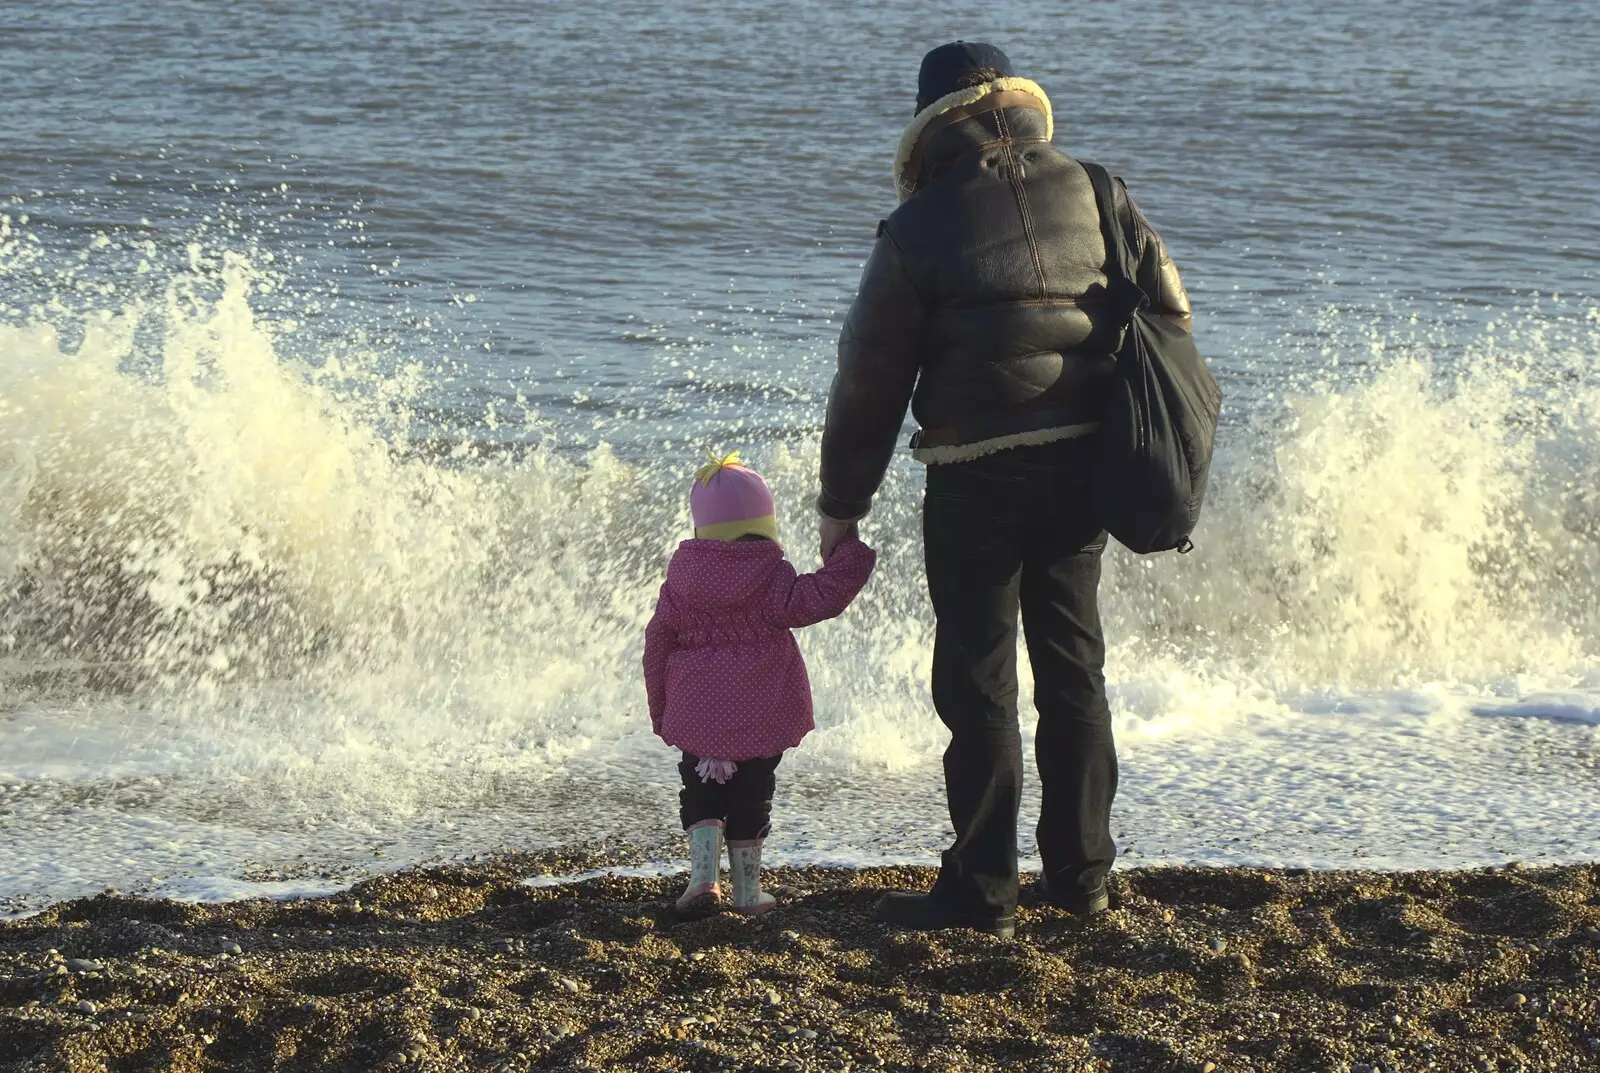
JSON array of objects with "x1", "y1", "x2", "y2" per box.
[
  {"x1": 727, "y1": 839, "x2": 777, "y2": 916},
  {"x1": 675, "y1": 820, "x2": 724, "y2": 913}
]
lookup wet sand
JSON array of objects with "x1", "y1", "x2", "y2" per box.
[{"x1": 3, "y1": 851, "x2": 1598, "y2": 1072}]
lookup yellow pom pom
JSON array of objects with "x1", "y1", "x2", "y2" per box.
[{"x1": 694, "y1": 448, "x2": 744, "y2": 486}]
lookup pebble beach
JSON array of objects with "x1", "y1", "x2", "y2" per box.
[{"x1": 3, "y1": 850, "x2": 1598, "y2": 1072}]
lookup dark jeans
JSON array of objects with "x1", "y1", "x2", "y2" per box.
[
  {"x1": 678, "y1": 753, "x2": 782, "y2": 841},
  {"x1": 923, "y1": 438, "x2": 1118, "y2": 920}
]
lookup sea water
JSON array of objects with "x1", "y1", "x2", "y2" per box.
[{"x1": 1, "y1": 0, "x2": 1597, "y2": 911}]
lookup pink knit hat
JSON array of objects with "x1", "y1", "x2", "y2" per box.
[{"x1": 690, "y1": 450, "x2": 778, "y2": 543}]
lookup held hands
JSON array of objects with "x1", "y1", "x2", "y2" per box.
[{"x1": 819, "y1": 516, "x2": 858, "y2": 561}]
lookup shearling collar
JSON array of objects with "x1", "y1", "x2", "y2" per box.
[{"x1": 894, "y1": 77, "x2": 1054, "y2": 201}]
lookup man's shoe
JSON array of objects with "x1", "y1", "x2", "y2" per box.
[
  {"x1": 875, "y1": 892, "x2": 1014, "y2": 938},
  {"x1": 1036, "y1": 877, "x2": 1110, "y2": 915}
]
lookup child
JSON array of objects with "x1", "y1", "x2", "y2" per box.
[{"x1": 643, "y1": 451, "x2": 875, "y2": 915}]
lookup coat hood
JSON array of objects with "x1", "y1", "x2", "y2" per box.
[
  {"x1": 664, "y1": 539, "x2": 784, "y2": 611},
  {"x1": 894, "y1": 77, "x2": 1053, "y2": 201}
]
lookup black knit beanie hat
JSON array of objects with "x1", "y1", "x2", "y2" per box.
[{"x1": 916, "y1": 41, "x2": 1016, "y2": 113}]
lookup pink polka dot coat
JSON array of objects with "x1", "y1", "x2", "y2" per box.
[{"x1": 643, "y1": 535, "x2": 876, "y2": 761}]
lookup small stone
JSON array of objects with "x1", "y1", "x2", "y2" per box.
[
  {"x1": 488, "y1": 938, "x2": 515, "y2": 954},
  {"x1": 690, "y1": 951, "x2": 706, "y2": 961},
  {"x1": 1390, "y1": 1013, "x2": 1404, "y2": 1027},
  {"x1": 1350, "y1": 1064, "x2": 1373, "y2": 1073},
  {"x1": 219, "y1": 941, "x2": 242, "y2": 956},
  {"x1": 558, "y1": 977, "x2": 580, "y2": 993},
  {"x1": 765, "y1": 988, "x2": 782, "y2": 1006},
  {"x1": 1208, "y1": 937, "x2": 1228, "y2": 954},
  {"x1": 74, "y1": 1000, "x2": 97, "y2": 1015},
  {"x1": 1202, "y1": 1062, "x2": 1217, "y2": 1073},
  {"x1": 678, "y1": 1016, "x2": 698, "y2": 1027},
  {"x1": 420, "y1": 886, "x2": 439, "y2": 901},
  {"x1": 1506, "y1": 993, "x2": 1527, "y2": 1009},
  {"x1": 780, "y1": 930, "x2": 801, "y2": 943},
  {"x1": 798, "y1": 1028, "x2": 818, "y2": 1040},
  {"x1": 65, "y1": 958, "x2": 105, "y2": 973}
]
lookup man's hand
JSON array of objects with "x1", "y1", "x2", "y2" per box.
[{"x1": 819, "y1": 515, "x2": 857, "y2": 561}]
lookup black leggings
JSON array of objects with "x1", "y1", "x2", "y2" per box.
[{"x1": 678, "y1": 753, "x2": 782, "y2": 841}]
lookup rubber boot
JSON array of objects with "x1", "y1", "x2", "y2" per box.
[
  {"x1": 727, "y1": 839, "x2": 777, "y2": 916},
  {"x1": 675, "y1": 820, "x2": 723, "y2": 914}
]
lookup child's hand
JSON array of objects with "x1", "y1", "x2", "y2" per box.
[{"x1": 819, "y1": 516, "x2": 855, "y2": 560}]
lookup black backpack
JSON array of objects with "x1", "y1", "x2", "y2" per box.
[{"x1": 1081, "y1": 162, "x2": 1222, "y2": 554}]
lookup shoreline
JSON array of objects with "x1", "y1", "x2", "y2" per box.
[{"x1": 2, "y1": 855, "x2": 1597, "y2": 1072}]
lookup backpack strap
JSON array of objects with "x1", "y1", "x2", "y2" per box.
[{"x1": 1080, "y1": 160, "x2": 1148, "y2": 320}]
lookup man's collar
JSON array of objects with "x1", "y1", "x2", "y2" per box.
[{"x1": 894, "y1": 77, "x2": 1054, "y2": 202}]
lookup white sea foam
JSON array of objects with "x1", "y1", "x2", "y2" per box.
[{"x1": 1, "y1": 246, "x2": 1598, "y2": 909}]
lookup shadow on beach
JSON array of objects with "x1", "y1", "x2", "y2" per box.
[{"x1": 2, "y1": 851, "x2": 1598, "y2": 1072}]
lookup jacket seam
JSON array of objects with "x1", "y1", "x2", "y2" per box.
[
  {"x1": 1112, "y1": 176, "x2": 1151, "y2": 265},
  {"x1": 996, "y1": 109, "x2": 1048, "y2": 302},
  {"x1": 874, "y1": 220, "x2": 929, "y2": 312},
  {"x1": 934, "y1": 296, "x2": 1093, "y2": 312}
]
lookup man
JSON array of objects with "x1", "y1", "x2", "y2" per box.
[{"x1": 817, "y1": 42, "x2": 1191, "y2": 938}]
